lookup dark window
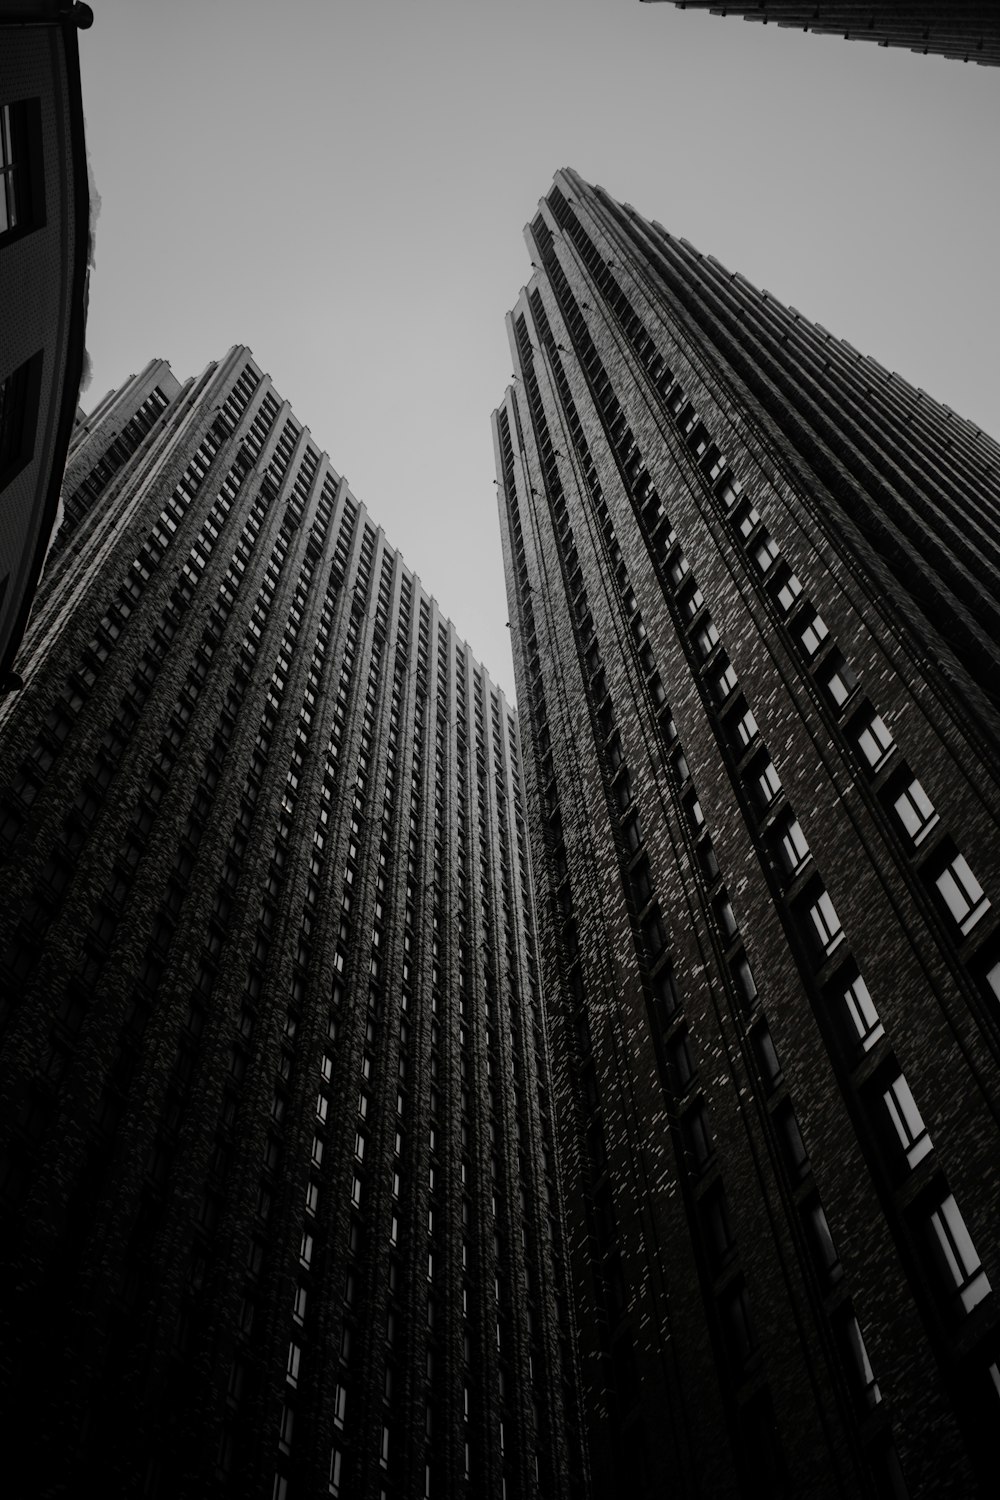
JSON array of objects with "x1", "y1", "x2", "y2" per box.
[
  {"x1": 0, "y1": 100, "x2": 44, "y2": 244},
  {"x1": 0, "y1": 352, "x2": 44, "y2": 491},
  {"x1": 699, "y1": 1183, "x2": 735, "y2": 1273},
  {"x1": 803, "y1": 1197, "x2": 842, "y2": 1287},
  {"x1": 683, "y1": 1100, "x2": 713, "y2": 1172},
  {"x1": 775, "y1": 1102, "x2": 810, "y2": 1180},
  {"x1": 820, "y1": 652, "x2": 859, "y2": 712},
  {"x1": 719, "y1": 1280, "x2": 757, "y2": 1372},
  {"x1": 836, "y1": 1307, "x2": 882, "y2": 1410}
]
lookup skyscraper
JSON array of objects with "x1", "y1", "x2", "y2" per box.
[
  {"x1": 648, "y1": 2, "x2": 1000, "y2": 67},
  {"x1": 493, "y1": 168, "x2": 1000, "y2": 1499},
  {"x1": 0, "y1": 348, "x2": 579, "y2": 1500}
]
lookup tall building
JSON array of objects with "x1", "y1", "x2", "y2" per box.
[
  {"x1": 0, "y1": 347, "x2": 580, "y2": 1500},
  {"x1": 493, "y1": 168, "x2": 1000, "y2": 1499},
  {"x1": 648, "y1": 2, "x2": 1000, "y2": 67},
  {"x1": 1, "y1": 0, "x2": 92, "y2": 693}
]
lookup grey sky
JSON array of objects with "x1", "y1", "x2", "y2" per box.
[{"x1": 78, "y1": 0, "x2": 999, "y2": 699}]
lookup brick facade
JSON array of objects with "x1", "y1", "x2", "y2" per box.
[
  {"x1": 0, "y1": 346, "x2": 578, "y2": 1500},
  {"x1": 494, "y1": 169, "x2": 1000, "y2": 1499}
]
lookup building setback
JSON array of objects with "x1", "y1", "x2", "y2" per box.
[
  {"x1": 493, "y1": 168, "x2": 1000, "y2": 1499},
  {"x1": 648, "y1": 1, "x2": 1000, "y2": 66},
  {"x1": 0, "y1": 347, "x2": 581, "y2": 1500}
]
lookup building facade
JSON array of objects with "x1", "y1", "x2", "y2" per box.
[
  {"x1": 649, "y1": 2, "x2": 1000, "y2": 67},
  {"x1": 0, "y1": 0, "x2": 92, "y2": 693},
  {"x1": 0, "y1": 346, "x2": 580, "y2": 1500},
  {"x1": 493, "y1": 168, "x2": 1000, "y2": 1499}
]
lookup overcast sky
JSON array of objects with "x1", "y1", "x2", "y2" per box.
[{"x1": 77, "y1": 0, "x2": 999, "y2": 700}]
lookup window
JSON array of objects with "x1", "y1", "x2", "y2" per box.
[
  {"x1": 680, "y1": 584, "x2": 704, "y2": 620},
  {"x1": 0, "y1": 100, "x2": 43, "y2": 243},
  {"x1": 668, "y1": 552, "x2": 690, "y2": 587},
  {"x1": 751, "y1": 1023, "x2": 782, "y2": 1092},
  {"x1": 293, "y1": 1283, "x2": 308, "y2": 1324},
  {"x1": 667, "y1": 1030, "x2": 695, "y2": 1094},
  {"x1": 0, "y1": 351, "x2": 43, "y2": 491},
  {"x1": 712, "y1": 660, "x2": 739, "y2": 703},
  {"x1": 695, "y1": 619, "x2": 720, "y2": 659},
  {"x1": 736, "y1": 504, "x2": 761, "y2": 538},
  {"x1": 754, "y1": 759, "x2": 782, "y2": 808},
  {"x1": 776, "y1": 814, "x2": 810, "y2": 876},
  {"x1": 700, "y1": 1185, "x2": 735, "y2": 1273},
  {"x1": 839, "y1": 972, "x2": 884, "y2": 1052},
  {"x1": 753, "y1": 533, "x2": 780, "y2": 573},
  {"x1": 926, "y1": 1194, "x2": 991, "y2": 1314},
  {"x1": 797, "y1": 612, "x2": 829, "y2": 657},
  {"x1": 730, "y1": 702, "x2": 758, "y2": 752},
  {"x1": 981, "y1": 952, "x2": 1000, "y2": 1012},
  {"x1": 683, "y1": 1101, "x2": 713, "y2": 1172},
  {"x1": 852, "y1": 707, "x2": 894, "y2": 771},
  {"x1": 775, "y1": 1104, "x2": 810, "y2": 1180},
  {"x1": 933, "y1": 850, "x2": 990, "y2": 935},
  {"x1": 720, "y1": 1281, "x2": 757, "y2": 1372},
  {"x1": 732, "y1": 955, "x2": 758, "y2": 1012},
  {"x1": 882, "y1": 1072, "x2": 932, "y2": 1169},
  {"x1": 715, "y1": 894, "x2": 738, "y2": 940},
  {"x1": 804, "y1": 1199, "x2": 842, "y2": 1286},
  {"x1": 891, "y1": 776, "x2": 938, "y2": 844},
  {"x1": 806, "y1": 889, "x2": 844, "y2": 958},
  {"x1": 773, "y1": 568, "x2": 802, "y2": 614},
  {"x1": 838, "y1": 1310, "x2": 881, "y2": 1409},
  {"x1": 279, "y1": 1403, "x2": 294, "y2": 1454},
  {"x1": 821, "y1": 654, "x2": 859, "y2": 711}
]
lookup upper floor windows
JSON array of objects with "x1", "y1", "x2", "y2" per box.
[
  {"x1": 0, "y1": 351, "x2": 43, "y2": 492},
  {"x1": 882, "y1": 1071, "x2": 932, "y2": 1170},
  {"x1": 820, "y1": 653, "x2": 859, "y2": 712},
  {"x1": 775, "y1": 814, "x2": 810, "y2": 878},
  {"x1": 925, "y1": 1194, "x2": 991, "y2": 1315},
  {"x1": 851, "y1": 706, "x2": 895, "y2": 773},
  {"x1": 1, "y1": 100, "x2": 43, "y2": 244},
  {"x1": 932, "y1": 849, "x2": 990, "y2": 935},
  {"x1": 837, "y1": 971, "x2": 884, "y2": 1053},
  {"x1": 889, "y1": 775, "x2": 938, "y2": 845},
  {"x1": 796, "y1": 611, "x2": 829, "y2": 658},
  {"x1": 730, "y1": 701, "x2": 759, "y2": 753},
  {"x1": 773, "y1": 567, "x2": 802, "y2": 614},
  {"x1": 753, "y1": 758, "x2": 782, "y2": 809},
  {"x1": 753, "y1": 532, "x2": 780, "y2": 574},
  {"x1": 805, "y1": 888, "x2": 844, "y2": 959}
]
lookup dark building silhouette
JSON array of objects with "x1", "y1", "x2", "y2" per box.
[
  {"x1": 0, "y1": 0, "x2": 92, "y2": 693},
  {"x1": 493, "y1": 168, "x2": 1000, "y2": 1499},
  {"x1": 0, "y1": 348, "x2": 580, "y2": 1500},
  {"x1": 649, "y1": 2, "x2": 1000, "y2": 66}
]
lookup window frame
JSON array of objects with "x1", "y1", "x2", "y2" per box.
[
  {"x1": 806, "y1": 887, "x2": 845, "y2": 958},
  {"x1": 0, "y1": 99, "x2": 45, "y2": 246},
  {"x1": 932, "y1": 849, "x2": 990, "y2": 935},
  {"x1": 882, "y1": 1071, "x2": 933, "y2": 1170},
  {"x1": 851, "y1": 705, "x2": 895, "y2": 773},
  {"x1": 838, "y1": 971, "x2": 884, "y2": 1053},
  {"x1": 890, "y1": 775, "x2": 938, "y2": 846},
  {"x1": 926, "y1": 1193, "x2": 992, "y2": 1315}
]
